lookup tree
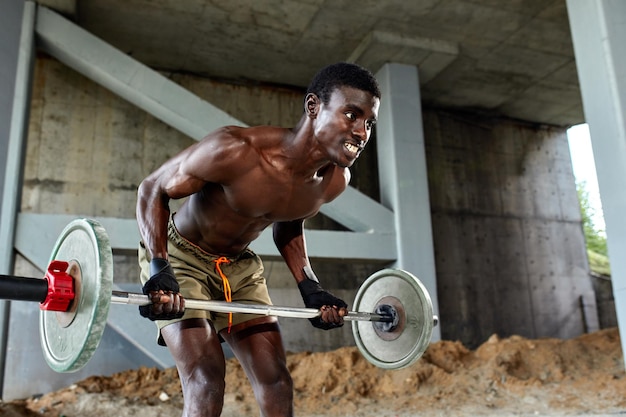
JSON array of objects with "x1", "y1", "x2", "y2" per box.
[{"x1": 577, "y1": 182, "x2": 610, "y2": 276}]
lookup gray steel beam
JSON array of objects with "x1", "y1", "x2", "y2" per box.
[
  {"x1": 0, "y1": 0, "x2": 36, "y2": 398},
  {"x1": 15, "y1": 213, "x2": 397, "y2": 272},
  {"x1": 375, "y1": 63, "x2": 440, "y2": 340},
  {"x1": 1, "y1": 1, "x2": 35, "y2": 274},
  {"x1": 14, "y1": 213, "x2": 139, "y2": 271},
  {"x1": 567, "y1": 0, "x2": 626, "y2": 363}
]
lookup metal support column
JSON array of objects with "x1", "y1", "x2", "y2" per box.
[
  {"x1": 567, "y1": 0, "x2": 626, "y2": 361},
  {"x1": 375, "y1": 63, "x2": 440, "y2": 340},
  {"x1": 0, "y1": 0, "x2": 36, "y2": 396}
]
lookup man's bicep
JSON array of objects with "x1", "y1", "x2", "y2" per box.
[
  {"x1": 162, "y1": 169, "x2": 206, "y2": 199},
  {"x1": 140, "y1": 151, "x2": 203, "y2": 200},
  {"x1": 273, "y1": 219, "x2": 303, "y2": 236},
  {"x1": 163, "y1": 137, "x2": 236, "y2": 198},
  {"x1": 273, "y1": 220, "x2": 305, "y2": 248}
]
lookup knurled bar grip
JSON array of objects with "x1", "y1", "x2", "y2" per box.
[{"x1": 111, "y1": 290, "x2": 393, "y2": 322}]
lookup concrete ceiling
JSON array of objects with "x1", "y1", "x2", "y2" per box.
[{"x1": 37, "y1": 0, "x2": 584, "y2": 127}]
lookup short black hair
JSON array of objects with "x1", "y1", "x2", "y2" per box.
[{"x1": 306, "y1": 62, "x2": 381, "y2": 105}]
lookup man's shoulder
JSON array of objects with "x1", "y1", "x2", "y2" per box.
[
  {"x1": 191, "y1": 126, "x2": 290, "y2": 174},
  {"x1": 205, "y1": 125, "x2": 287, "y2": 147},
  {"x1": 241, "y1": 125, "x2": 290, "y2": 146}
]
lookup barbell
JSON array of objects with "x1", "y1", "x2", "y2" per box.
[{"x1": 0, "y1": 218, "x2": 438, "y2": 372}]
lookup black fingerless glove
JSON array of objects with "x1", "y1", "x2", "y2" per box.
[
  {"x1": 139, "y1": 258, "x2": 184, "y2": 321},
  {"x1": 143, "y1": 258, "x2": 179, "y2": 293},
  {"x1": 298, "y1": 278, "x2": 348, "y2": 330}
]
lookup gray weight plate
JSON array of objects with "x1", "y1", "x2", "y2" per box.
[
  {"x1": 352, "y1": 269, "x2": 434, "y2": 369},
  {"x1": 40, "y1": 219, "x2": 113, "y2": 373}
]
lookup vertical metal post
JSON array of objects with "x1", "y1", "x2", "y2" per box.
[
  {"x1": 567, "y1": 0, "x2": 626, "y2": 362},
  {"x1": 375, "y1": 63, "x2": 440, "y2": 340},
  {"x1": 0, "y1": 0, "x2": 36, "y2": 395}
]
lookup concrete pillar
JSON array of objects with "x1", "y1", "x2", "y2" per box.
[
  {"x1": 567, "y1": 0, "x2": 626, "y2": 360},
  {"x1": 375, "y1": 63, "x2": 440, "y2": 340}
]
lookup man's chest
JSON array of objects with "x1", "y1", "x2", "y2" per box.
[{"x1": 220, "y1": 172, "x2": 335, "y2": 221}]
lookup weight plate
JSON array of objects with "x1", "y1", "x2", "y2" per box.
[
  {"x1": 352, "y1": 269, "x2": 434, "y2": 369},
  {"x1": 40, "y1": 219, "x2": 113, "y2": 373}
]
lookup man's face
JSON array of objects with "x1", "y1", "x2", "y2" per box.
[{"x1": 312, "y1": 86, "x2": 380, "y2": 168}]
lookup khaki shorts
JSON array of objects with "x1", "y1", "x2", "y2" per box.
[{"x1": 139, "y1": 215, "x2": 273, "y2": 345}]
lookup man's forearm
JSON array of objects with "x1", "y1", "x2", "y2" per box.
[
  {"x1": 273, "y1": 220, "x2": 310, "y2": 283},
  {"x1": 136, "y1": 180, "x2": 171, "y2": 260}
]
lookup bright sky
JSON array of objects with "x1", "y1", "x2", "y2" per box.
[{"x1": 567, "y1": 123, "x2": 605, "y2": 231}]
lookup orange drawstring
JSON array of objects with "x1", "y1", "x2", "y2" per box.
[{"x1": 213, "y1": 257, "x2": 233, "y2": 332}]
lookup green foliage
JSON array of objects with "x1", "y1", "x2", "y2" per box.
[
  {"x1": 577, "y1": 182, "x2": 610, "y2": 276},
  {"x1": 587, "y1": 249, "x2": 611, "y2": 277}
]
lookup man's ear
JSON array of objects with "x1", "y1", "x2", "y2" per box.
[{"x1": 305, "y1": 93, "x2": 320, "y2": 118}]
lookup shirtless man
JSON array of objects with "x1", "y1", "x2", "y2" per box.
[{"x1": 136, "y1": 62, "x2": 381, "y2": 417}]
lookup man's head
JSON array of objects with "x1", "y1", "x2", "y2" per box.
[
  {"x1": 306, "y1": 62, "x2": 381, "y2": 105},
  {"x1": 304, "y1": 63, "x2": 380, "y2": 169}
]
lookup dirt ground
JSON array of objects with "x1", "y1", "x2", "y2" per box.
[{"x1": 1, "y1": 328, "x2": 624, "y2": 417}]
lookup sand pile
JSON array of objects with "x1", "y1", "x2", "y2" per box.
[{"x1": 1, "y1": 328, "x2": 624, "y2": 416}]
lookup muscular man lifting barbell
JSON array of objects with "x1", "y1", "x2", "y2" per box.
[{"x1": 135, "y1": 62, "x2": 381, "y2": 417}]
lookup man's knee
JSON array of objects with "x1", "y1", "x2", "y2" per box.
[
  {"x1": 183, "y1": 364, "x2": 227, "y2": 396},
  {"x1": 254, "y1": 360, "x2": 293, "y2": 395},
  {"x1": 175, "y1": 361, "x2": 227, "y2": 417},
  {"x1": 275, "y1": 370, "x2": 294, "y2": 394}
]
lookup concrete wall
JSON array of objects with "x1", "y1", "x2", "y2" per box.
[{"x1": 424, "y1": 110, "x2": 597, "y2": 347}]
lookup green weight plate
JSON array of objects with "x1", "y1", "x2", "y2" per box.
[
  {"x1": 40, "y1": 218, "x2": 113, "y2": 373},
  {"x1": 352, "y1": 269, "x2": 434, "y2": 369}
]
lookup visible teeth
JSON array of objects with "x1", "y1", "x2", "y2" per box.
[{"x1": 345, "y1": 143, "x2": 359, "y2": 153}]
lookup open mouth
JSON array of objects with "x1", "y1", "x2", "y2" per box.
[{"x1": 345, "y1": 143, "x2": 360, "y2": 154}]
